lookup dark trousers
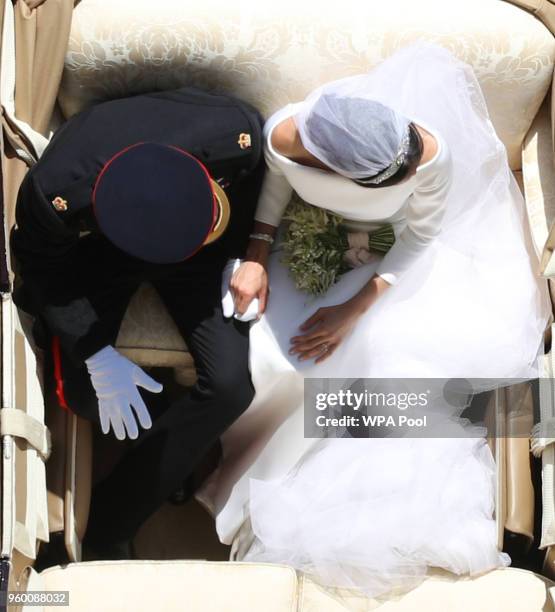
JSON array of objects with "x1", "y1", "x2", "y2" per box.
[{"x1": 43, "y1": 235, "x2": 253, "y2": 544}]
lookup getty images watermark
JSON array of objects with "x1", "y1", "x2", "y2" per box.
[{"x1": 304, "y1": 378, "x2": 544, "y2": 438}]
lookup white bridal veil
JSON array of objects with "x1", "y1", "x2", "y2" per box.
[
  {"x1": 295, "y1": 93, "x2": 412, "y2": 179},
  {"x1": 289, "y1": 41, "x2": 549, "y2": 386}
]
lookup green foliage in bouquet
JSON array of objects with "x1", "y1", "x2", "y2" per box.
[{"x1": 281, "y1": 196, "x2": 350, "y2": 296}]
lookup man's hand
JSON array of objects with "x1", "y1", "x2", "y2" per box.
[
  {"x1": 229, "y1": 259, "x2": 269, "y2": 318},
  {"x1": 85, "y1": 345, "x2": 163, "y2": 440},
  {"x1": 221, "y1": 259, "x2": 259, "y2": 321},
  {"x1": 226, "y1": 221, "x2": 275, "y2": 318}
]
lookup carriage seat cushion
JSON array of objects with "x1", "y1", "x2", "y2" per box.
[
  {"x1": 25, "y1": 562, "x2": 555, "y2": 612},
  {"x1": 114, "y1": 283, "x2": 194, "y2": 372}
]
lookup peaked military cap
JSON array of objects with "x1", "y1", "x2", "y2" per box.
[{"x1": 92, "y1": 142, "x2": 230, "y2": 263}]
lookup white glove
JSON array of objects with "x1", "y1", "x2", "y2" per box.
[
  {"x1": 85, "y1": 345, "x2": 163, "y2": 440},
  {"x1": 221, "y1": 258, "x2": 259, "y2": 322}
]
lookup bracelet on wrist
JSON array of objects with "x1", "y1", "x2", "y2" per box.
[{"x1": 249, "y1": 232, "x2": 275, "y2": 245}]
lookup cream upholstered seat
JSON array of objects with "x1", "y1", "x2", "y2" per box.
[
  {"x1": 60, "y1": 0, "x2": 553, "y2": 171},
  {"x1": 18, "y1": 562, "x2": 555, "y2": 611},
  {"x1": 115, "y1": 283, "x2": 195, "y2": 384}
]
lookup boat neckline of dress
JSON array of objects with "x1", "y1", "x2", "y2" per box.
[{"x1": 266, "y1": 103, "x2": 442, "y2": 179}]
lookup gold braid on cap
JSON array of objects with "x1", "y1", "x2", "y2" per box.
[
  {"x1": 203, "y1": 180, "x2": 231, "y2": 245},
  {"x1": 355, "y1": 124, "x2": 412, "y2": 186}
]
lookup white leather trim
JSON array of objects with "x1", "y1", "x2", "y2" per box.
[
  {"x1": 0, "y1": 409, "x2": 50, "y2": 460},
  {"x1": 1, "y1": 295, "x2": 16, "y2": 558},
  {"x1": 2, "y1": 298, "x2": 50, "y2": 559}
]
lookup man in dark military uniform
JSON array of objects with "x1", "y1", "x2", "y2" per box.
[{"x1": 10, "y1": 86, "x2": 265, "y2": 558}]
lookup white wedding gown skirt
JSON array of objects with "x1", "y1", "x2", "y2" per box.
[{"x1": 203, "y1": 42, "x2": 552, "y2": 597}]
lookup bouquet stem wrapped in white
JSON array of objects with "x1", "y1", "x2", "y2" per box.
[{"x1": 281, "y1": 196, "x2": 395, "y2": 296}]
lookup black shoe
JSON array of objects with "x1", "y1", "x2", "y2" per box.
[
  {"x1": 168, "y1": 474, "x2": 195, "y2": 506},
  {"x1": 168, "y1": 439, "x2": 223, "y2": 506},
  {"x1": 35, "y1": 532, "x2": 71, "y2": 572},
  {"x1": 82, "y1": 534, "x2": 137, "y2": 561}
]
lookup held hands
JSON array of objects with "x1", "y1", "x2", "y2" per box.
[
  {"x1": 85, "y1": 345, "x2": 163, "y2": 440},
  {"x1": 221, "y1": 258, "x2": 269, "y2": 321}
]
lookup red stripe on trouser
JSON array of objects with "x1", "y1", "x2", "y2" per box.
[{"x1": 52, "y1": 336, "x2": 70, "y2": 412}]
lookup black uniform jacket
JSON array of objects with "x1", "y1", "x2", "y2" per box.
[{"x1": 10, "y1": 86, "x2": 264, "y2": 363}]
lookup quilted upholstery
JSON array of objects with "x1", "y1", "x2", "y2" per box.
[{"x1": 61, "y1": 0, "x2": 555, "y2": 169}]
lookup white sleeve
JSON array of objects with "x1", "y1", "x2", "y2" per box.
[
  {"x1": 375, "y1": 151, "x2": 453, "y2": 285},
  {"x1": 254, "y1": 125, "x2": 294, "y2": 227}
]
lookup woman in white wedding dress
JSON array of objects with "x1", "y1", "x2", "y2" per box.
[{"x1": 210, "y1": 42, "x2": 551, "y2": 597}]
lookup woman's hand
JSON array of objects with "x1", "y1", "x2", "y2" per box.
[
  {"x1": 289, "y1": 275, "x2": 391, "y2": 363},
  {"x1": 289, "y1": 300, "x2": 364, "y2": 363},
  {"x1": 230, "y1": 260, "x2": 269, "y2": 316}
]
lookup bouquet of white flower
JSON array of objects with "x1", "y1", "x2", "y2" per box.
[{"x1": 281, "y1": 196, "x2": 395, "y2": 296}]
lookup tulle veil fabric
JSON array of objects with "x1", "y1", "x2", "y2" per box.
[{"x1": 207, "y1": 41, "x2": 552, "y2": 598}]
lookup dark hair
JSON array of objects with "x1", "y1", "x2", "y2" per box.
[{"x1": 353, "y1": 123, "x2": 423, "y2": 188}]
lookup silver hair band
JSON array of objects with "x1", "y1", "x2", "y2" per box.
[{"x1": 355, "y1": 125, "x2": 412, "y2": 185}]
